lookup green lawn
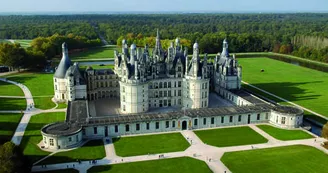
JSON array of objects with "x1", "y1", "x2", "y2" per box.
[
  {"x1": 88, "y1": 157, "x2": 212, "y2": 173},
  {"x1": 56, "y1": 102, "x2": 67, "y2": 109},
  {"x1": 33, "y1": 97, "x2": 56, "y2": 110},
  {"x1": 70, "y1": 47, "x2": 117, "y2": 60},
  {"x1": 39, "y1": 140, "x2": 106, "y2": 165},
  {"x1": 4, "y1": 72, "x2": 54, "y2": 96},
  {"x1": 0, "y1": 113, "x2": 23, "y2": 144},
  {"x1": 0, "y1": 81, "x2": 24, "y2": 96},
  {"x1": 79, "y1": 64, "x2": 114, "y2": 71},
  {"x1": 257, "y1": 125, "x2": 314, "y2": 141},
  {"x1": 0, "y1": 98, "x2": 26, "y2": 110},
  {"x1": 239, "y1": 57, "x2": 328, "y2": 118},
  {"x1": 36, "y1": 169, "x2": 78, "y2": 173},
  {"x1": 194, "y1": 126, "x2": 268, "y2": 147},
  {"x1": 113, "y1": 133, "x2": 190, "y2": 157},
  {"x1": 14, "y1": 40, "x2": 32, "y2": 48},
  {"x1": 20, "y1": 112, "x2": 65, "y2": 164},
  {"x1": 221, "y1": 145, "x2": 328, "y2": 173}
]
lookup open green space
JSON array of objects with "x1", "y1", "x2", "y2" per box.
[
  {"x1": 39, "y1": 140, "x2": 106, "y2": 165},
  {"x1": 194, "y1": 126, "x2": 268, "y2": 147},
  {"x1": 257, "y1": 124, "x2": 314, "y2": 141},
  {"x1": 0, "y1": 39, "x2": 11, "y2": 43},
  {"x1": 88, "y1": 157, "x2": 211, "y2": 173},
  {"x1": 79, "y1": 64, "x2": 114, "y2": 71},
  {"x1": 20, "y1": 112, "x2": 65, "y2": 164},
  {"x1": 0, "y1": 97, "x2": 26, "y2": 110},
  {"x1": 4, "y1": 72, "x2": 55, "y2": 109},
  {"x1": 70, "y1": 47, "x2": 117, "y2": 60},
  {"x1": 113, "y1": 133, "x2": 189, "y2": 157},
  {"x1": 221, "y1": 145, "x2": 328, "y2": 173},
  {"x1": 4, "y1": 72, "x2": 54, "y2": 96},
  {"x1": 0, "y1": 113, "x2": 23, "y2": 144},
  {"x1": 239, "y1": 57, "x2": 328, "y2": 119},
  {"x1": 0, "y1": 81, "x2": 24, "y2": 96},
  {"x1": 56, "y1": 102, "x2": 67, "y2": 109},
  {"x1": 14, "y1": 40, "x2": 32, "y2": 48}
]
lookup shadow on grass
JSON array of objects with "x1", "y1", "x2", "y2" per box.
[
  {"x1": 88, "y1": 165, "x2": 113, "y2": 173},
  {"x1": 250, "y1": 81, "x2": 323, "y2": 102}
]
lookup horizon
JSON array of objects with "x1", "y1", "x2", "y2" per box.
[{"x1": 0, "y1": 0, "x2": 328, "y2": 14}]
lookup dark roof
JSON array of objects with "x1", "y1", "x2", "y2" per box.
[
  {"x1": 272, "y1": 105, "x2": 303, "y2": 115},
  {"x1": 76, "y1": 104, "x2": 272, "y2": 126},
  {"x1": 41, "y1": 122, "x2": 82, "y2": 136},
  {"x1": 232, "y1": 89, "x2": 268, "y2": 104},
  {"x1": 54, "y1": 50, "x2": 72, "y2": 78}
]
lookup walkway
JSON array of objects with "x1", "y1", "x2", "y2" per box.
[
  {"x1": 31, "y1": 123, "x2": 328, "y2": 173},
  {"x1": 242, "y1": 81, "x2": 328, "y2": 121}
]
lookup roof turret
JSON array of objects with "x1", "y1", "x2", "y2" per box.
[{"x1": 54, "y1": 42, "x2": 71, "y2": 78}]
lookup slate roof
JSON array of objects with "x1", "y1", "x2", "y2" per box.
[{"x1": 54, "y1": 43, "x2": 72, "y2": 78}]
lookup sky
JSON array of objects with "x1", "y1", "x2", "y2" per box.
[{"x1": 0, "y1": 0, "x2": 327, "y2": 13}]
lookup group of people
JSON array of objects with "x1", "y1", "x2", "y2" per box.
[
  {"x1": 89, "y1": 160, "x2": 97, "y2": 164},
  {"x1": 158, "y1": 154, "x2": 165, "y2": 159}
]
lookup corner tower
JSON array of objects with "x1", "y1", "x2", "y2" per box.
[{"x1": 53, "y1": 43, "x2": 72, "y2": 102}]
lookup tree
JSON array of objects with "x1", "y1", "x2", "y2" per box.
[
  {"x1": 322, "y1": 122, "x2": 328, "y2": 139},
  {"x1": 0, "y1": 43, "x2": 26, "y2": 70},
  {"x1": 0, "y1": 142, "x2": 30, "y2": 173}
]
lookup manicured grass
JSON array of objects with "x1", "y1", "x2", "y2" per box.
[
  {"x1": 221, "y1": 145, "x2": 328, "y2": 173},
  {"x1": 56, "y1": 102, "x2": 67, "y2": 109},
  {"x1": 33, "y1": 97, "x2": 56, "y2": 110},
  {"x1": 39, "y1": 140, "x2": 106, "y2": 165},
  {"x1": 113, "y1": 133, "x2": 190, "y2": 157},
  {"x1": 36, "y1": 169, "x2": 79, "y2": 173},
  {"x1": 0, "y1": 81, "x2": 24, "y2": 96},
  {"x1": 0, "y1": 97, "x2": 26, "y2": 110},
  {"x1": 4, "y1": 72, "x2": 54, "y2": 96},
  {"x1": 88, "y1": 157, "x2": 212, "y2": 173},
  {"x1": 14, "y1": 40, "x2": 32, "y2": 48},
  {"x1": 79, "y1": 64, "x2": 114, "y2": 71},
  {"x1": 0, "y1": 113, "x2": 23, "y2": 144},
  {"x1": 70, "y1": 47, "x2": 117, "y2": 60},
  {"x1": 239, "y1": 57, "x2": 328, "y2": 118},
  {"x1": 194, "y1": 126, "x2": 268, "y2": 147},
  {"x1": 20, "y1": 112, "x2": 65, "y2": 164},
  {"x1": 257, "y1": 124, "x2": 314, "y2": 141}
]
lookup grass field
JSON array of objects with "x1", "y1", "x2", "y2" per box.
[
  {"x1": 239, "y1": 57, "x2": 328, "y2": 119},
  {"x1": 0, "y1": 98, "x2": 26, "y2": 110},
  {"x1": 221, "y1": 145, "x2": 328, "y2": 173},
  {"x1": 0, "y1": 81, "x2": 24, "y2": 96},
  {"x1": 88, "y1": 157, "x2": 212, "y2": 173},
  {"x1": 0, "y1": 113, "x2": 23, "y2": 144},
  {"x1": 113, "y1": 133, "x2": 190, "y2": 157},
  {"x1": 194, "y1": 126, "x2": 268, "y2": 147},
  {"x1": 70, "y1": 47, "x2": 117, "y2": 60},
  {"x1": 4, "y1": 72, "x2": 55, "y2": 109},
  {"x1": 257, "y1": 124, "x2": 314, "y2": 141},
  {"x1": 79, "y1": 64, "x2": 114, "y2": 71},
  {"x1": 14, "y1": 40, "x2": 32, "y2": 48},
  {"x1": 20, "y1": 112, "x2": 65, "y2": 164},
  {"x1": 39, "y1": 140, "x2": 106, "y2": 165}
]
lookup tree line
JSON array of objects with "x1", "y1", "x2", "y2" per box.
[
  {"x1": 0, "y1": 14, "x2": 328, "y2": 62},
  {"x1": 0, "y1": 34, "x2": 102, "y2": 70}
]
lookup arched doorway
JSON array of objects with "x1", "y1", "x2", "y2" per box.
[{"x1": 182, "y1": 121, "x2": 187, "y2": 130}]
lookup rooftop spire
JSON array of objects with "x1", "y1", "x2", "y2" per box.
[{"x1": 54, "y1": 42, "x2": 72, "y2": 78}]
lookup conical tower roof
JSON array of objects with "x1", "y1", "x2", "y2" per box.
[{"x1": 54, "y1": 43, "x2": 72, "y2": 78}]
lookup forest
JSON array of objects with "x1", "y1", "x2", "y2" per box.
[{"x1": 0, "y1": 13, "x2": 328, "y2": 63}]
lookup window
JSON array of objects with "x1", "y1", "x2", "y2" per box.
[
  {"x1": 76, "y1": 135, "x2": 79, "y2": 142},
  {"x1": 115, "y1": 125, "x2": 118, "y2": 133},
  {"x1": 123, "y1": 95, "x2": 125, "y2": 102},
  {"x1": 146, "y1": 123, "x2": 150, "y2": 130},
  {"x1": 203, "y1": 118, "x2": 206, "y2": 125},
  {"x1": 230, "y1": 116, "x2": 233, "y2": 123},
  {"x1": 194, "y1": 119, "x2": 198, "y2": 126},
  {"x1": 68, "y1": 137, "x2": 72, "y2": 142},
  {"x1": 159, "y1": 82, "x2": 163, "y2": 88},
  {"x1": 123, "y1": 105, "x2": 126, "y2": 111},
  {"x1": 265, "y1": 113, "x2": 269, "y2": 119},
  {"x1": 168, "y1": 91, "x2": 171, "y2": 97},
  {"x1": 281, "y1": 117, "x2": 286, "y2": 124},
  {"x1": 125, "y1": 124, "x2": 130, "y2": 132},
  {"x1": 82, "y1": 129, "x2": 86, "y2": 135},
  {"x1": 211, "y1": 117, "x2": 215, "y2": 124},
  {"x1": 178, "y1": 90, "x2": 181, "y2": 96},
  {"x1": 172, "y1": 121, "x2": 176, "y2": 128},
  {"x1": 55, "y1": 85, "x2": 57, "y2": 90},
  {"x1": 136, "y1": 124, "x2": 140, "y2": 131},
  {"x1": 166, "y1": 121, "x2": 169, "y2": 128},
  {"x1": 94, "y1": 127, "x2": 98, "y2": 134},
  {"x1": 49, "y1": 139, "x2": 54, "y2": 146},
  {"x1": 156, "y1": 122, "x2": 159, "y2": 129},
  {"x1": 257, "y1": 114, "x2": 260, "y2": 120},
  {"x1": 168, "y1": 82, "x2": 171, "y2": 88},
  {"x1": 178, "y1": 66, "x2": 181, "y2": 71},
  {"x1": 221, "y1": 117, "x2": 224, "y2": 123},
  {"x1": 164, "y1": 82, "x2": 167, "y2": 88},
  {"x1": 238, "y1": 115, "x2": 242, "y2": 122},
  {"x1": 178, "y1": 81, "x2": 182, "y2": 87}
]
